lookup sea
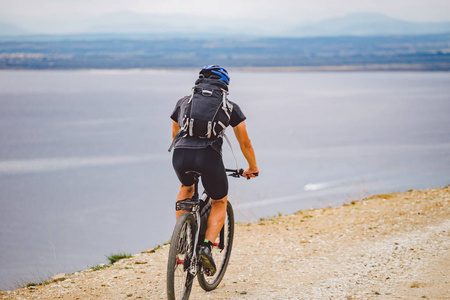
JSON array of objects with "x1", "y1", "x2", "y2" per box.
[{"x1": 1, "y1": 70, "x2": 449, "y2": 290}]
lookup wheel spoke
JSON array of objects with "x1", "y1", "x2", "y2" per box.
[
  {"x1": 167, "y1": 213, "x2": 197, "y2": 300},
  {"x1": 197, "y1": 201, "x2": 234, "y2": 291}
]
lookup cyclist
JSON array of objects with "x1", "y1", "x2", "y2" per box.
[{"x1": 170, "y1": 65, "x2": 259, "y2": 275}]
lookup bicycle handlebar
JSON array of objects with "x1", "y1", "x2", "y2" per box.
[
  {"x1": 225, "y1": 168, "x2": 243, "y2": 178},
  {"x1": 225, "y1": 168, "x2": 259, "y2": 179}
]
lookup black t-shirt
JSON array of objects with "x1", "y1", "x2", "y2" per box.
[{"x1": 170, "y1": 96, "x2": 246, "y2": 154}]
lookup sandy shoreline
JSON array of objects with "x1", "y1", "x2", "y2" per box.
[{"x1": 1, "y1": 186, "x2": 449, "y2": 299}]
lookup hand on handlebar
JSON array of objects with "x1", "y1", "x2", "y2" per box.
[
  {"x1": 243, "y1": 168, "x2": 259, "y2": 180},
  {"x1": 225, "y1": 168, "x2": 259, "y2": 179}
]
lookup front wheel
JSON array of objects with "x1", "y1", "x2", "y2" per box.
[
  {"x1": 167, "y1": 212, "x2": 197, "y2": 300},
  {"x1": 197, "y1": 201, "x2": 235, "y2": 291}
]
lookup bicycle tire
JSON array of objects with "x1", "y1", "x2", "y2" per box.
[
  {"x1": 167, "y1": 212, "x2": 197, "y2": 300},
  {"x1": 197, "y1": 201, "x2": 235, "y2": 291}
]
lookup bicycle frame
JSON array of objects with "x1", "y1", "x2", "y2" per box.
[
  {"x1": 175, "y1": 172, "x2": 206, "y2": 276},
  {"x1": 174, "y1": 169, "x2": 242, "y2": 276},
  {"x1": 168, "y1": 168, "x2": 243, "y2": 299}
]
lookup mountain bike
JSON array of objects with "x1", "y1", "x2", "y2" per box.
[{"x1": 166, "y1": 168, "x2": 244, "y2": 300}]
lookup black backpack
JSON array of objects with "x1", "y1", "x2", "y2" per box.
[
  {"x1": 168, "y1": 78, "x2": 233, "y2": 152},
  {"x1": 181, "y1": 78, "x2": 233, "y2": 138}
]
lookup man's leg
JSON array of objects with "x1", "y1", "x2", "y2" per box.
[
  {"x1": 175, "y1": 184, "x2": 194, "y2": 219},
  {"x1": 199, "y1": 195, "x2": 227, "y2": 276},
  {"x1": 204, "y1": 195, "x2": 227, "y2": 243}
]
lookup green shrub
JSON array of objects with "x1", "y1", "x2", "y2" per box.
[{"x1": 107, "y1": 253, "x2": 132, "y2": 264}]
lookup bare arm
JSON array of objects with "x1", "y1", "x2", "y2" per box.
[
  {"x1": 172, "y1": 120, "x2": 180, "y2": 139},
  {"x1": 233, "y1": 121, "x2": 259, "y2": 179}
]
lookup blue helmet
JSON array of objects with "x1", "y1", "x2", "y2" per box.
[{"x1": 199, "y1": 65, "x2": 230, "y2": 85}]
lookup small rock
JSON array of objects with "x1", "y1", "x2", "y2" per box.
[
  {"x1": 141, "y1": 248, "x2": 156, "y2": 254},
  {"x1": 50, "y1": 273, "x2": 67, "y2": 283},
  {"x1": 135, "y1": 260, "x2": 147, "y2": 264}
]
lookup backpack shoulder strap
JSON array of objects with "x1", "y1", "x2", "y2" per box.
[
  {"x1": 221, "y1": 88, "x2": 233, "y2": 119},
  {"x1": 168, "y1": 94, "x2": 192, "y2": 152},
  {"x1": 188, "y1": 87, "x2": 195, "y2": 103},
  {"x1": 168, "y1": 130, "x2": 182, "y2": 152}
]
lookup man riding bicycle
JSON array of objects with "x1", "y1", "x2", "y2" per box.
[{"x1": 170, "y1": 65, "x2": 259, "y2": 275}]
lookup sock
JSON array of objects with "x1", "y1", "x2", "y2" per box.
[{"x1": 203, "y1": 239, "x2": 213, "y2": 250}]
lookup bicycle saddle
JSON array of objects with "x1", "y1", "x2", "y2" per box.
[{"x1": 185, "y1": 171, "x2": 202, "y2": 178}]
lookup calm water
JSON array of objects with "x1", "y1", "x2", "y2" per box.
[{"x1": 1, "y1": 70, "x2": 449, "y2": 290}]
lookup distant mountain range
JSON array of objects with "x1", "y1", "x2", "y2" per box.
[
  {"x1": 1, "y1": 12, "x2": 450, "y2": 37},
  {"x1": 0, "y1": 22, "x2": 29, "y2": 35},
  {"x1": 289, "y1": 13, "x2": 450, "y2": 36}
]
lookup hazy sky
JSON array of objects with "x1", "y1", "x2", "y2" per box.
[{"x1": 2, "y1": 0, "x2": 450, "y2": 22}]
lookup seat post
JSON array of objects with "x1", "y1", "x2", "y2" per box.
[
  {"x1": 185, "y1": 171, "x2": 201, "y2": 200},
  {"x1": 192, "y1": 173, "x2": 199, "y2": 200}
]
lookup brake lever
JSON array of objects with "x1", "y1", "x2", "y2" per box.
[{"x1": 227, "y1": 168, "x2": 244, "y2": 178}]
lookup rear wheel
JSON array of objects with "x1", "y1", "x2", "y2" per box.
[
  {"x1": 167, "y1": 212, "x2": 197, "y2": 300},
  {"x1": 197, "y1": 201, "x2": 235, "y2": 291}
]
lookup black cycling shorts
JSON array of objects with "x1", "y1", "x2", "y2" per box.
[{"x1": 172, "y1": 147, "x2": 228, "y2": 200}]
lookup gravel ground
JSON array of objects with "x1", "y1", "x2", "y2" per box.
[{"x1": 1, "y1": 186, "x2": 449, "y2": 299}]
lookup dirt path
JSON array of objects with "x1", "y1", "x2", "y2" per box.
[{"x1": 2, "y1": 186, "x2": 449, "y2": 299}]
